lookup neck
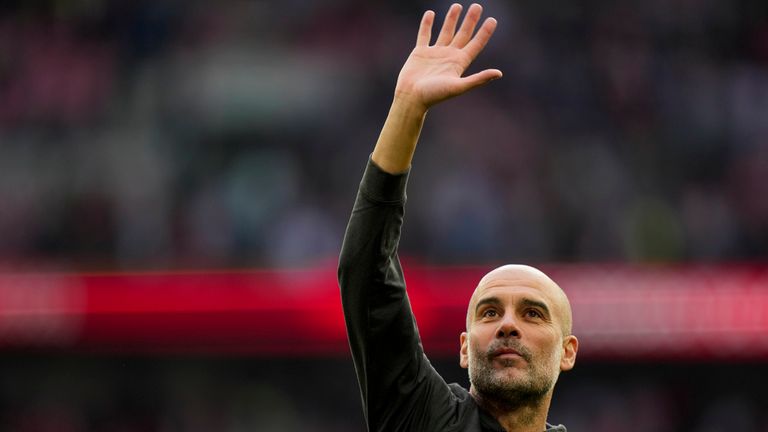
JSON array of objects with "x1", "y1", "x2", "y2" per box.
[{"x1": 471, "y1": 387, "x2": 553, "y2": 432}]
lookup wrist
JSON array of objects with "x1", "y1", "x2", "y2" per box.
[{"x1": 391, "y1": 91, "x2": 429, "y2": 119}]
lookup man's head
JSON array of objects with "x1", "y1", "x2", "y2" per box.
[{"x1": 459, "y1": 264, "x2": 578, "y2": 408}]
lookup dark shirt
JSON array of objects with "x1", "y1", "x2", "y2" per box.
[{"x1": 338, "y1": 158, "x2": 566, "y2": 432}]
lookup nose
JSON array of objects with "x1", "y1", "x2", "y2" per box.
[{"x1": 496, "y1": 311, "x2": 520, "y2": 339}]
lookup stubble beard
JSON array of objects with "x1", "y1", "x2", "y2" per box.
[{"x1": 468, "y1": 339, "x2": 556, "y2": 410}]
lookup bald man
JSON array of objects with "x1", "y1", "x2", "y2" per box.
[{"x1": 338, "y1": 4, "x2": 578, "y2": 432}]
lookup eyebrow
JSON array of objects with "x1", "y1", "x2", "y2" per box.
[
  {"x1": 474, "y1": 297, "x2": 503, "y2": 315},
  {"x1": 520, "y1": 298, "x2": 551, "y2": 317},
  {"x1": 474, "y1": 296, "x2": 551, "y2": 316}
]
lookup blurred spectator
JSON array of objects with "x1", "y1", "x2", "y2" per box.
[{"x1": 1, "y1": 0, "x2": 767, "y2": 267}]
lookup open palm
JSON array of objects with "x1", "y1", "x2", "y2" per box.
[{"x1": 395, "y1": 3, "x2": 502, "y2": 110}]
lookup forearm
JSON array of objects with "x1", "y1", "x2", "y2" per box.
[
  {"x1": 371, "y1": 96, "x2": 428, "y2": 174},
  {"x1": 338, "y1": 158, "x2": 412, "y2": 359},
  {"x1": 339, "y1": 160, "x2": 456, "y2": 431},
  {"x1": 337, "y1": 160, "x2": 419, "y2": 425}
]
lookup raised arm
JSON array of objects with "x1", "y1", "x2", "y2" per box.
[
  {"x1": 339, "y1": 4, "x2": 500, "y2": 431},
  {"x1": 372, "y1": 3, "x2": 502, "y2": 173}
]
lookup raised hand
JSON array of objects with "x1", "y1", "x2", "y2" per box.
[
  {"x1": 371, "y1": 3, "x2": 501, "y2": 173},
  {"x1": 395, "y1": 3, "x2": 502, "y2": 111}
]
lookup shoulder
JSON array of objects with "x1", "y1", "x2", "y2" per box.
[{"x1": 448, "y1": 382, "x2": 471, "y2": 399}]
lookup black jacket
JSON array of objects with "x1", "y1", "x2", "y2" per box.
[{"x1": 338, "y1": 159, "x2": 566, "y2": 432}]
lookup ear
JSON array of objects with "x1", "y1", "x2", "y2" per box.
[
  {"x1": 460, "y1": 332, "x2": 469, "y2": 369},
  {"x1": 560, "y1": 334, "x2": 578, "y2": 371}
]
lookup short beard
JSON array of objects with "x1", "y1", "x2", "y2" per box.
[{"x1": 468, "y1": 339, "x2": 555, "y2": 410}]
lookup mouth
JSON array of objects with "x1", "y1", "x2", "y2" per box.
[{"x1": 491, "y1": 347, "x2": 523, "y2": 360}]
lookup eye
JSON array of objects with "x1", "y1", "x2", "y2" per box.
[
  {"x1": 524, "y1": 309, "x2": 543, "y2": 319},
  {"x1": 481, "y1": 309, "x2": 498, "y2": 318}
]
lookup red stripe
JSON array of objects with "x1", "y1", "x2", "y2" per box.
[{"x1": 0, "y1": 263, "x2": 766, "y2": 359}]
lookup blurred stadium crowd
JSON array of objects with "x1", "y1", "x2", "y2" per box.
[
  {"x1": 1, "y1": 0, "x2": 767, "y2": 269},
  {"x1": 1, "y1": 356, "x2": 767, "y2": 432},
  {"x1": 1, "y1": 0, "x2": 767, "y2": 431}
]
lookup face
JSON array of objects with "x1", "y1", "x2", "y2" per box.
[{"x1": 459, "y1": 265, "x2": 578, "y2": 406}]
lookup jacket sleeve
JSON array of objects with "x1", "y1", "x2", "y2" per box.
[{"x1": 338, "y1": 158, "x2": 458, "y2": 432}]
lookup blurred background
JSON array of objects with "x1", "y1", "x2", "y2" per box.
[{"x1": 0, "y1": 0, "x2": 767, "y2": 430}]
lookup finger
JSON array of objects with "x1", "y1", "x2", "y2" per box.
[
  {"x1": 457, "y1": 68, "x2": 503, "y2": 93},
  {"x1": 416, "y1": 10, "x2": 435, "y2": 46},
  {"x1": 463, "y1": 17, "x2": 497, "y2": 61},
  {"x1": 451, "y1": 3, "x2": 483, "y2": 48},
  {"x1": 435, "y1": 3, "x2": 462, "y2": 46}
]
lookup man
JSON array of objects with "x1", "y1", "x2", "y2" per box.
[{"x1": 338, "y1": 4, "x2": 579, "y2": 432}]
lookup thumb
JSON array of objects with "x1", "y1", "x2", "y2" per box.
[{"x1": 457, "y1": 69, "x2": 503, "y2": 93}]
